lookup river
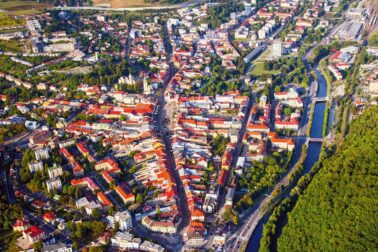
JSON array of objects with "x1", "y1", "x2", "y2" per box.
[{"x1": 245, "y1": 68, "x2": 328, "y2": 252}]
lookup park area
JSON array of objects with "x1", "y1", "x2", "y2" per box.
[
  {"x1": 0, "y1": 1, "x2": 51, "y2": 15},
  {"x1": 250, "y1": 47, "x2": 280, "y2": 77},
  {"x1": 250, "y1": 61, "x2": 280, "y2": 77}
]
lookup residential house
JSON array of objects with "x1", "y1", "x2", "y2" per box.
[{"x1": 46, "y1": 178, "x2": 62, "y2": 194}]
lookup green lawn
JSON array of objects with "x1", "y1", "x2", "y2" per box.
[
  {"x1": 368, "y1": 31, "x2": 378, "y2": 46},
  {"x1": 0, "y1": 1, "x2": 51, "y2": 15},
  {"x1": 0, "y1": 39, "x2": 23, "y2": 52},
  {"x1": 250, "y1": 61, "x2": 280, "y2": 77},
  {"x1": 0, "y1": 13, "x2": 24, "y2": 28}
]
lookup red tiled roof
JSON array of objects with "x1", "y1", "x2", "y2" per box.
[{"x1": 24, "y1": 225, "x2": 44, "y2": 238}]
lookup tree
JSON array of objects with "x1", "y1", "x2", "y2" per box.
[
  {"x1": 72, "y1": 241, "x2": 79, "y2": 250},
  {"x1": 74, "y1": 225, "x2": 83, "y2": 239},
  {"x1": 135, "y1": 193, "x2": 143, "y2": 204},
  {"x1": 33, "y1": 241, "x2": 42, "y2": 251},
  {"x1": 212, "y1": 135, "x2": 229, "y2": 156},
  {"x1": 350, "y1": 104, "x2": 357, "y2": 115},
  {"x1": 277, "y1": 107, "x2": 378, "y2": 252},
  {"x1": 108, "y1": 205, "x2": 115, "y2": 216},
  {"x1": 223, "y1": 208, "x2": 239, "y2": 225},
  {"x1": 4, "y1": 94, "x2": 11, "y2": 106},
  {"x1": 283, "y1": 107, "x2": 292, "y2": 116},
  {"x1": 19, "y1": 166, "x2": 31, "y2": 183},
  {"x1": 91, "y1": 208, "x2": 101, "y2": 220},
  {"x1": 113, "y1": 221, "x2": 120, "y2": 234},
  {"x1": 109, "y1": 181, "x2": 115, "y2": 190},
  {"x1": 89, "y1": 246, "x2": 104, "y2": 252},
  {"x1": 129, "y1": 165, "x2": 138, "y2": 174},
  {"x1": 75, "y1": 186, "x2": 81, "y2": 199},
  {"x1": 0, "y1": 199, "x2": 22, "y2": 232},
  {"x1": 91, "y1": 221, "x2": 106, "y2": 237},
  {"x1": 21, "y1": 148, "x2": 35, "y2": 168},
  {"x1": 46, "y1": 114, "x2": 58, "y2": 127}
]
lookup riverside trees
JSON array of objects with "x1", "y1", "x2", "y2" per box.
[{"x1": 277, "y1": 106, "x2": 378, "y2": 251}]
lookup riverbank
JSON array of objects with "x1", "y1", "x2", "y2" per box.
[
  {"x1": 258, "y1": 142, "x2": 333, "y2": 252},
  {"x1": 246, "y1": 68, "x2": 329, "y2": 252},
  {"x1": 319, "y1": 58, "x2": 333, "y2": 137}
]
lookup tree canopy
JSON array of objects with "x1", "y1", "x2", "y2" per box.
[{"x1": 277, "y1": 106, "x2": 378, "y2": 251}]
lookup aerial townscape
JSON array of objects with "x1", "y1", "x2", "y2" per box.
[{"x1": 0, "y1": 0, "x2": 377, "y2": 252}]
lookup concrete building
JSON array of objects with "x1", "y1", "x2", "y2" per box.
[
  {"x1": 111, "y1": 232, "x2": 141, "y2": 251},
  {"x1": 140, "y1": 240, "x2": 165, "y2": 252},
  {"x1": 29, "y1": 161, "x2": 43, "y2": 173},
  {"x1": 26, "y1": 19, "x2": 41, "y2": 35},
  {"x1": 35, "y1": 148, "x2": 50, "y2": 161},
  {"x1": 335, "y1": 21, "x2": 363, "y2": 41},
  {"x1": 107, "y1": 211, "x2": 133, "y2": 231},
  {"x1": 42, "y1": 243, "x2": 72, "y2": 252},
  {"x1": 23, "y1": 225, "x2": 45, "y2": 244},
  {"x1": 272, "y1": 40, "x2": 283, "y2": 57},
  {"x1": 244, "y1": 2, "x2": 252, "y2": 15},
  {"x1": 258, "y1": 29, "x2": 266, "y2": 39},
  {"x1": 46, "y1": 178, "x2": 62, "y2": 194},
  {"x1": 243, "y1": 45, "x2": 266, "y2": 63},
  {"x1": 225, "y1": 188, "x2": 235, "y2": 206},
  {"x1": 48, "y1": 164, "x2": 63, "y2": 179}
]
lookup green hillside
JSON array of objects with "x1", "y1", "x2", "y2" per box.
[{"x1": 277, "y1": 106, "x2": 378, "y2": 251}]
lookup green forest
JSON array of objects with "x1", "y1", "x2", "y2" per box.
[{"x1": 277, "y1": 106, "x2": 378, "y2": 251}]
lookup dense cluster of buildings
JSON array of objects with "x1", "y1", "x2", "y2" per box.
[
  {"x1": 360, "y1": 47, "x2": 378, "y2": 98},
  {"x1": 2, "y1": 0, "x2": 375, "y2": 251},
  {"x1": 129, "y1": 19, "x2": 169, "y2": 94},
  {"x1": 168, "y1": 91, "x2": 249, "y2": 244},
  {"x1": 239, "y1": 90, "x2": 298, "y2": 164},
  {"x1": 327, "y1": 46, "x2": 358, "y2": 81}
]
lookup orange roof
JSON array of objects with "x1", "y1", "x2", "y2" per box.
[
  {"x1": 191, "y1": 208, "x2": 205, "y2": 217},
  {"x1": 101, "y1": 171, "x2": 113, "y2": 183},
  {"x1": 42, "y1": 212, "x2": 55, "y2": 221},
  {"x1": 248, "y1": 123, "x2": 269, "y2": 129},
  {"x1": 115, "y1": 186, "x2": 134, "y2": 200},
  {"x1": 97, "y1": 192, "x2": 113, "y2": 207}
]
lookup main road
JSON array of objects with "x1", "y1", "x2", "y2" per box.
[
  {"x1": 53, "y1": 0, "x2": 206, "y2": 12},
  {"x1": 125, "y1": 20, "x2": 189, "y2": 251},
  {"x1": 156, "y1": 22, "x2": 191, "y2": 236},
  {"x1": 225, "y1": 65, "x2": 323, "y2": 252}
]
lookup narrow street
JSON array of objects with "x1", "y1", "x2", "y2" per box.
[
  {"x1": 130, "y1": 20, "x2": 190, "y2": 249},
  {"x1": 159, "y1": 20, "x2": 191, "y2": 235}
]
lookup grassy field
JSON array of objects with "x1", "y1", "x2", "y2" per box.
[
  {"x1": 0, "y1": 39, "x2": 23, "y2": 52},
  {"x1": 249, "y1": 46, "x2": 280, "y2": 76},
  {"x1": 0, "y1": 12, "x2": 24, "y2": 28},
  {"x1": 368, "y1": 31, "x2": 378, "y2": 46},
  {"x1": 0, "y1": 1, "x2": 51, "y2": 15},
  {"x1": 259, "y1": 47, "x2": 273, "y2": 61},
  {"x1": 250, "y1": 61, "x2": 280, "y2": 77}
]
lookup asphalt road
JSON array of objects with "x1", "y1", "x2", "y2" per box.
[
  {"x1": 23, "y1": 208, "x2": 74, "y2": 245},
  {"x1": 53, "y1": 0, "x2": 206, "y2": 12},
  {"x1": 225, "y1": 65, "x2": 327, "y2": 251}
]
